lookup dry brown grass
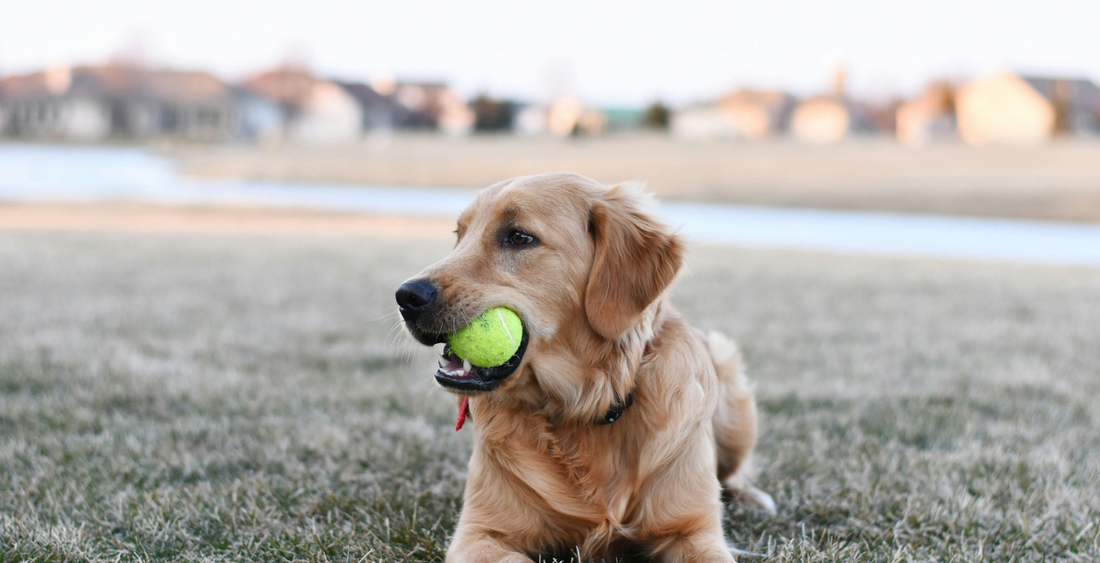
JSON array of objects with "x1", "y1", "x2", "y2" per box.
[
  {"x1": 170, "y1": 135, "x2": 1100, "y2": 222},
  {"x1": 0, "y1": 202, "x2": 452, "y2": 238}
]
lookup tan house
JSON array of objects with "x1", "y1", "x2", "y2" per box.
[
  {"x1": 718, "y1": 89, "x2": 793, "y2": 139},
  {"x1": 896, "y1": 81, "x2": 957, "y2": 145},
  {"x1": 672, "y1": 89, "x2": 793, "y2": 140},
  {"x1": 956, "y1": 72, "x2": 1100, "y2": 145},
  {"x1": 791, "y1": 96, "x2": 875, "y2": 143},
  {"x1": 790, "y1": 66, "x2": 877, "y2": 143}
]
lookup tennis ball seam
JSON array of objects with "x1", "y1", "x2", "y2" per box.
[
  {"x1": 447, "y1": 307, "x2": 523, "y2": 368},
  {"x1": 497, "y1": 308, "x2": 518, "y2": 349}
]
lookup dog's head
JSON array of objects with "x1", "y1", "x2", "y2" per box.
[{"x1": 396, "y1": 173, "x2": 683, "y2": 420}]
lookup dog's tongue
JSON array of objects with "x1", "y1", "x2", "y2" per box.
[{"x1": 455, "y1": 396, "x2": 470, "y2": 431}]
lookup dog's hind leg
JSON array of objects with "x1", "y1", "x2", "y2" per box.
[{"x1": 706, "y1": 331, "x2": 776, "y2": 515}]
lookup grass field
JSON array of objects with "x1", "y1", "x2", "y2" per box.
[{"x1": 2, "y1": 226, "x2": 1099, "y2": 562}]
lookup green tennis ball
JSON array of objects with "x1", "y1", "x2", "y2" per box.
[{"x1": 447, "y1": 307, "x2": 523, "y2": 368}]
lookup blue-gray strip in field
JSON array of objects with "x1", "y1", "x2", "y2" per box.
[
  {"x1": 2, "y1": 144, "x2": 1100, "y2": 266},
  {"x1": 661, "y1": 201, "x2": 1100, "y2": 265}
]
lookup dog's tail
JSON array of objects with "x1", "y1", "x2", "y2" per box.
[
  {"x1": 706, "y1": 331, "x2": 756, "y2": 481},
  {"x1": 707, "y1": 331, "x2": 748, "y2": 390},
  {"x1": 707, "y1": 332, "x2": 776, "y2": 514}
]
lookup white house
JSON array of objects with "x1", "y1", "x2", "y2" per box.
[{"x1": 245, "y1": 68, "x2": 363, "y2": 144}]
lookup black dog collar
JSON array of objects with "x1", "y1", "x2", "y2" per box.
[
  {"x1": 597, "y1": 392, "x2": 634, "y2": 425},
  {"x1": 597, "y1": 341, "x2": 651, "y2": 425}
]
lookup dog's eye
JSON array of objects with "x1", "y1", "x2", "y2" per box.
[{"x1": 506, "y1": 230, "x2": 535, "y2": 246}]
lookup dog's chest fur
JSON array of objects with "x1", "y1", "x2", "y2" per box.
[
  {"x1": 464, "y1": 322, "x2": 718, "y2": 558},
  {"x1": 470, "y1": 406, "x2": 646, "y2": 555}
]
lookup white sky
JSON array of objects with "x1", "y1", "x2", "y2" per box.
[{"x1": 2, "y1": 0, "x2": 1097, "y2": 106}]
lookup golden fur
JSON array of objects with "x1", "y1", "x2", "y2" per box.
[{"x1": 400, "y1": 173, "x2": 773, "y2": 562}]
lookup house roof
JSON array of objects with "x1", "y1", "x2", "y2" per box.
[
  {"x1": 145, "y1": 70, "x2": 232, "y2": 103},
  {"x1": 244, "y1": 68, "x2": 317, "y2": 107},
  {"x1": 395, "y1": 80, "x2": 449, "y2": 90},
  {"x1": 335, "y1": 80, "x2": 411, "y2": 126},
  {"x1": 0, "y1": 72, "x2": 50, "y2": 97},
  {"x1": 71, "y1": 66, "x2": 145, "y2": 96},
  {"x1": 0, "y1": 65, "x2": 231, "y2": 103},
  {"x1": 335, "y1": 81, "x2": 391, "y2": 109},
  {"x1": 1020, "y1": 75, "x2": 1100, "y2": 113}
]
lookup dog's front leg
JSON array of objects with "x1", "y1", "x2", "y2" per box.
[
  {"x1": 650, "y1": 532, "x2": 735, "y2": 563},
  {"x1": 447, "y1": 530, "x2": 533, "y2": 563},
  {"x1": 640, "y1": 433, "x2": 737, "y2": 563}
]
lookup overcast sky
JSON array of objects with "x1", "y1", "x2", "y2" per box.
[{"x1": 3, "y1": 0, "x2": 1097, "y2": 106}]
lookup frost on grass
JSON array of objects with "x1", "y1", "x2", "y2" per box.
[{"x1": 1, "y1": 232, "x2": 1098, "y2": 562}]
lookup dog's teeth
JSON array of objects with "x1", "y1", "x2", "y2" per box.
[{"x1": 463, "y1": 358, "x2": 472, "y2": 372}]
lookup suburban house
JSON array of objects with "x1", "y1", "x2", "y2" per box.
[
  {"x1": 391, "y1": 81, "x2": 474, "y2": 135},
  {"x1": 720, "y1": 89, "x2": 794, "y2": 139},
  {"x1": 0, "y1": 62, "x2": 479, "y2": 143},
  {"x1": 0, "y1": 65, "x2": 236, "y2": 141},
  {"x1": 895, "y1": 81, "x2": 957, "y2": 145},
  {"x1": 790, "y1": 65, "x2": 878, "y2": 143},
  {"x1": 144, "y1": 69, "x2": 238, "y2": 140},
  {"x1": 336, "y1": 81, "x2": 406, "y2": 131},
  {"x1": 790, "y1": 95, "x2": 876, "y2": 143},
  {"x1": 671, "y1": 103, "x2": 738, "y2": 140},
  {"x1": 955, "y1": 72, "x2": 1100, "y2": 145},
  {"x1": 243, "y1": 69, "x2": 478, "y2": 140},
  {"x1": 513, "y1": 97, "x2": 606, "y2": 136},
  {"x1": 231, "y1": 87, "x2": 284, "y2": 143},
  {"x1": 514, "y1": 104, "x2": 549, "y2": 135},
  {"x1": 244, "y1": 68, "x2": 363, "y2": 143},
  {"x1": 0, "y1": 65, "x2": 123, "y2": 140},
  {"x1": 671, "y1": 89, "x2": 794, "y2": 140}
]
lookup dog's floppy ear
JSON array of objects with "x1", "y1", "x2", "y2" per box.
[{"x1": 585, "y1": 183, "x2": 684, "y2": 340}]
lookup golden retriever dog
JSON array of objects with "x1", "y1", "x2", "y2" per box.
[{"x1": 396, "y1": 172, "x2": 773, "y2": 562}]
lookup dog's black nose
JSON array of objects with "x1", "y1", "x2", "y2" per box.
[{"x1": 396, "y1": 279, "x2": 437, "y2": 321}]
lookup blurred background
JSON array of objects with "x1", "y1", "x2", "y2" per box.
[
  {"x1": 3, "y1": 0, "x2": 1100, "y2": 231},
  {"x1": 2, "y1": 2, "x2": 1100, "y2": 561}
]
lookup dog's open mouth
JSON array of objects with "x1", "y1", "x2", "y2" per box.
[{"x1": 434, "y1": 331, "x2": 529, "y2": 392}]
